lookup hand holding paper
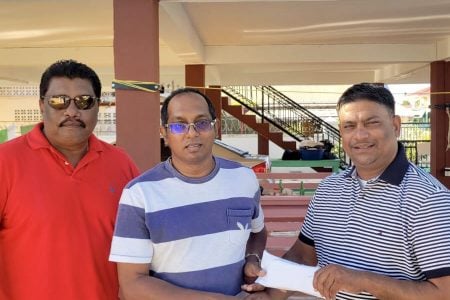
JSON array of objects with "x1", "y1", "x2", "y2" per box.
[{"x1": 255, "y1": 250, "x2": 323, "y2": 298}]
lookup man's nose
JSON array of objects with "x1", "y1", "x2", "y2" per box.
[
  {"x1": 354, "y1": 125, "x2": 369, "y2": 138},
  {"x1": 186, "y1": 123, "x2": 199, "y2": 136},
  {"x1": 64, "y1": 100, "x2": 80, "y2": 117}
]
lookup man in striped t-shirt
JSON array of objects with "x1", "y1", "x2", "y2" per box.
[
  {"x1": 246, "y1": 83, "x2": 450, "y2": 300},
  {"x1": 110, "y1": 88, "x2": 267, "y2": 299}
]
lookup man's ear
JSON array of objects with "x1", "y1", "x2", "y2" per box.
[
  {"x1": 214, "y1": 120, "x2": 219, "y2": 139},
  {"x1": 393, "y1": 115, "x2": 401, "y2": 138},
  {"x1": 39, "y1": 99, "x2": 44, "y2": 114},
  {"x1": 160, "y1": 126, "x2": 168, "y2": 145}
]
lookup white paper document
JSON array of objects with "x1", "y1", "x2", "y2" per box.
[{"x1": 255, "y1": 250, "x2": 323, "y2": 298}]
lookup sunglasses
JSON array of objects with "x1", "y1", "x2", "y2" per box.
[
  {"x1": 41, "y1": 95, "x2": 100, "y2": 110},
  {"x1": 166, "y1": 119, "x2": 216, "y2": 134}
]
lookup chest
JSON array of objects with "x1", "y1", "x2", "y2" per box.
[
  {"x1": 3, "y1": 154, "x2": 124, "y2": 229},
  {"x1": 313, "y1": 182, "x2": 412, "y2": 262}
]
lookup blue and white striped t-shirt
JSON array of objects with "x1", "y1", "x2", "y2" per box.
[
  {"x1": 300, "y1": 144, "x2": 450, "y2": 300},
  {"x1": 110, "y1": 156, "x2": 264, "y2": 295}
]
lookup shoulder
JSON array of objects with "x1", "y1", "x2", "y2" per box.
[
  {"x1": 96, "y1": 138, "x2": 128, "y2": 156},
  {"x1": 396, "y1": 165, "x2": 449, "y2": 210},
  {"x1": 0, "y1": 135, "x2": 27, "y2": 152},
  {"x1": 216, "y1": 157, "x2": 257, "y2": 179},
  {"x1": 126, "y1": 162, "x2": 169, "y2": 188},
  {"x1": 0, "y1": 135, "x2": 28, "y2": 163},
  {"x1": 405, "y1": 166, "x2": 450, "y2": 209},
  {"x1": 216, "y1": 156, "x2": 245, "y2": 168},
  {"x1": 94, "y1": 138, "x2": 137, "y2": 165},
  {"x1": 317, "y1": 168, "x2": 349, "y2": 187},
  {"x1": 216, "y1": 157, "x2": 255, "y2": 174},
  {"x1": 312, "y1": 169, "x2": 352, "y2": 202},
  {"x1": 403, "y1": 164, "x2": 448, "y2": 192}
]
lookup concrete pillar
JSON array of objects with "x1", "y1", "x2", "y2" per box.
[
  {"x1": 430, "y1": 60, "x2": 450, "y2": 188},
  {"x1": 185, "y1": 65, "x2": 222, "y2": 140},
  {"x1": 205, "y1": 86, "x2": 222, "y2": 140},
  {"x1": 113, "y1": 0, "x2": 160, "y2": 172},
  {"x1": 185, "y1": 65, "x2": 205, "y2": 90}
]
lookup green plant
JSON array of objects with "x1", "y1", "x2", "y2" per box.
[
  {"x1": 299, "y1": 181, "x2": 305, "y2": 195},
  {"x1": 278, "y1": 179, "x2": 284, "y2": 194}
]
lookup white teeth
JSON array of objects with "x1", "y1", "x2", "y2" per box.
[
  {"x1": 187, "y1": 144, "x2": 200, "y2": 148},
  {"x1": 355, "y1": 144, "x2": 371, "y2": 149}
]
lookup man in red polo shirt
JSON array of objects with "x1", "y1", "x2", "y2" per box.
[{"x1": 0, "y1": 60, "x2": 140, "y2": 300}]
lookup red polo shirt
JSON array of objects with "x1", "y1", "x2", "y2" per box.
[{"x1": 0, "y1": 123, "x2": 140, "y2": 300}]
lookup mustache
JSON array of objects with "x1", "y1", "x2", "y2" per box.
[{"x1": 59, "y1": 118, "x2": 86, "y2": 128}]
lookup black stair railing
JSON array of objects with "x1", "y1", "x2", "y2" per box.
[{"x1": 222, "y1": 85, "x2": 348, "y2": 168}]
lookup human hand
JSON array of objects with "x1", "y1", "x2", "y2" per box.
[
  {"x1": 241, "y1": 281, "x2": 266, "y2": 293},
  {"x1": 243, "y1": 259, "x2": 266, "y2": 284},
  {"x1": 313, "y1": 264, "x2": 365, "y2": 299},
  {"x1": 241, "y1": 260, "x2": 266, "y2": 292}
]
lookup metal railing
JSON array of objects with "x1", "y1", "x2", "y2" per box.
[
  {"x1": 400, "y1": 140, "x2": 430, "y2": 171},
  {"x1": 400, "y1": 122, "x2": 431, "y2": 141},
  {"x1": 222, "y1": 85, "x2": 348, "y2": 167}
]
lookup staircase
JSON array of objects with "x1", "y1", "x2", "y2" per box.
[
  {"x1": 221, "y1": 86, "x2": 347, "y2": 167},
  {"x1": 221, "y1": 99, "x2": 297, "y2": 151}
]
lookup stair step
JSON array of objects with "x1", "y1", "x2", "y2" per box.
[
  {"x1": 253, "y1": 123, "x2": 270, "y2": 135},
  {"x1": 261, "y1": 195, "x2": 311, "y2": 206},
  {"x1": 266, "y1": 236, "x2": 298, "y2": 256},
  {"x1": 267, "y1": 132, "x2": 297, "y2": 150},
  {"x1": 266, "y1": 221, "x2": 303, "y2": 233},
  {"x1": 221, "y1": 94, "x2": 299, "y2": 151},
  {"x1": 262, "y1": 206, "x2": 307, "y2": 222},
  {"x1": 268, "y1": 131, "x2": 283, "y2": 142}
]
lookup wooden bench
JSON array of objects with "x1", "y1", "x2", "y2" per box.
[
  {"x1": 261, "y1": 195, "x2": 312, "y2": 256},
  {"x1": 256, "y1": 172, "x2": 331, "y2": 195}
]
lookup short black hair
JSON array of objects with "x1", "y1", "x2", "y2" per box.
[
  {"x1": 337, "y1": 83, "x2": 395, "y2": 115},
  {"x1": 160, "y1": 88, "x2": 217, "y2": 125},
  {"x1": 39, "y1": 59, "x2": 101, "y2": 98}
]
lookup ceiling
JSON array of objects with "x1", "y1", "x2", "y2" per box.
[{"x1": 1, "y1": 0, "x2": 450, "y2": 89}]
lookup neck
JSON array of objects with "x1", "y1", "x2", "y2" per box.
[
  {"x1": 170, "y1": 156, "x2": 215, "y2": 178},
  {"x1": 41, "y1": 127, "x2": 90, "y2": 167},
  {"x1": 58, "y1": 145, "x2": 89, "y2": 167},
  {"x1": 356, "y1": 171, "x2": 379, "y2": 181}
]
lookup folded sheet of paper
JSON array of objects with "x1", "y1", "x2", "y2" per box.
[{"x1": 255, "y1": 250, "x2": 323, "y2": 298}]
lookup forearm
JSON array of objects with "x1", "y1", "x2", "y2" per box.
[
  {"x1": 245, "y1": 226, "x2": 267, "y2": 258},
  {"x1": 282, "y1": 241, "x2": 317, "y2": 266},
  {"x1": 360, "y1": 272, "x2": 449, "y2": 300},
  {"x1": 266, "y1": 288, "x2": 293, "y2": 300},
  {"x1": 121, "y1": 274, "x2": 236, "y2": 300}
]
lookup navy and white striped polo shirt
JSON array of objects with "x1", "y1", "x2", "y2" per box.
[{"x1": 300, "y1": 144, "x2": 450, "y2": 300}]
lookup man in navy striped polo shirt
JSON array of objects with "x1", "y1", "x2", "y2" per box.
[
  {"x1": 110, "y1": 88, "x2": 267, "y2": 299},
  {"x1": 246, "y1": 83, "x2": 450, "y2": 300}
]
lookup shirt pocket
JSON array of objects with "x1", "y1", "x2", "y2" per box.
[{"x1": 227, "y1": 208, "x2": 252, "y2": 247}]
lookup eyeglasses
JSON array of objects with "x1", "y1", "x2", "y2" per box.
[
  {"x1": 165, "y1": 119, "x2": 216, "y2": 134},
  {"x1": 40, "y1": 95, "x2": 100, "y2": 110}
]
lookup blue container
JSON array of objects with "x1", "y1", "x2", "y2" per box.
[{"x1": 300, "y1": 148, "x2": 324, "y2": 160}]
